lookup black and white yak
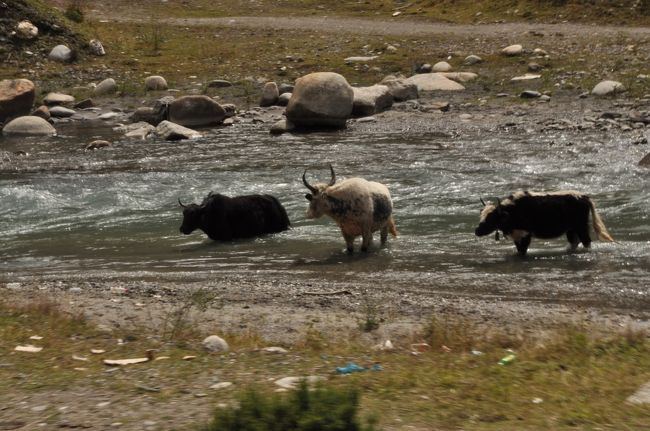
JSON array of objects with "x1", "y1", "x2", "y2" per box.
[
  {"x1": 475, "y1": 190, "x2": 613, "y2": 256},
  {"x1": 179, "y1": 192, "x2": 290, "y2": 241},
  {"x1": 302, "y1": 164, "x2": 397, "y2": 253}
]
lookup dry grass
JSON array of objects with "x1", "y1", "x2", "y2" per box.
[{"x1": 1, "y1": 297, "x2": 649, "y2": 430}]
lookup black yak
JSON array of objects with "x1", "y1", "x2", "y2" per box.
[
  {"x1": 179, "y1": 192, "x2": 290, "y2": 241},
  {"x1": 302, "y1": 164, "x2": 397, "y2": 253},
  {"x1": 475, "y1": 190, "x2": 613, "y2": 256}
]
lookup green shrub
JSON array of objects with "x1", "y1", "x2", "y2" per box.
[
  {"x1": 64, "y1": 0, "x2": 84, "y2": 23},
  {"x1": 200, "y1": 382, "x2": 376, "y2": 431}
]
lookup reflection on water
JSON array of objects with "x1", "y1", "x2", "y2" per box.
[{"x1": 1, "y1": 119, "x2": 649, "y2": 309}]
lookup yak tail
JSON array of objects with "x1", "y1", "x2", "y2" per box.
[
  {"x1": 388, "y1": 216, "x2": 398, "y2": 237},
  {"x1": 589, "y1": 198, "x2": 614, "y2": 242}
]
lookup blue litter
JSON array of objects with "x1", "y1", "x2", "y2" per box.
[{"x1": 336, "y1": 362, "x2": 382, "y2": 374}]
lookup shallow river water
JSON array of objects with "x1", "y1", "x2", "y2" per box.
[{"x1": 1, "y1": 119, "x2": 648, "y2": 311}]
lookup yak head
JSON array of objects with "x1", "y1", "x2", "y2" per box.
[
  {"x1": 475, "y1": 198, "x2": 509, "y2": 237},
  {"x1": 302, "y1": 164, "x2": 337, "y2": 219},
  {"x1": 178, "y1": 198, "x2": 203, "y2": 235}
]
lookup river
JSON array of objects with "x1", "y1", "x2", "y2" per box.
[{"x1": 1, "y1": 118, "x2": 648, "y2": 311}]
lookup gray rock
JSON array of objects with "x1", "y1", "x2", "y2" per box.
[
  {"x1": 260, "y1": 82, "x2": 279, "y2": 107},
  {"x1": 528, "y1": 62, "x2": 543, "y2": 72},
  {"x1": 352, "y1": 85, "x2": 393, "y2": 117},
  {"x1": 202, "y1": 335, "x2": 229, "y2": 353},
  {"x1": 540, "y1": 95, "x2": 551, "y2": 102},
  {"x1": 511, "y1": 74, "x2": 541, "y2": 82},
  {"x1": 16, "y1": 21, "x2": 38, "y2": 40},
  {"x1": 48, "y1": 45, "x2": 73, "y2": 63},
  {"x1": 207, "y1": 80, "x2": 233, "y2": 88},
  {"x1": 131, "y1": 107, "x2": 157, "y2": 124},
  {"x1": 278, "y1": 83, "x2": 294, "y2": 94},
  {"x1": 404, "y1": 73, "x2": 465, "y2": 92},
  {"x1": 118, "y1": 122, "x2": 155, "y2": 139},
  {"x1": 277, "y1": 93, "x2": 291, "y2": 106},
  {"x1": 381, "y1": 78, "x2": 418, "y2": 101},
  {"x1": 520, "y1": 90, "x2": 542, "y2": 98},
  {"x1": 169, "y1": 95, "x2": 226, "y2": 126},
  {"x1": 155, "y1": 120, "x2": 201, "y2": 140},
  {"x1": 0, "y1": 79, "x2": 35, "y2": 123},
  {"x1": 221, "y1": 103, "x2": 237, "y2": 118},
  {"x1": 344, "y1": 56, "x2": 378, "y2": 63},
  {"x1": 502, "y1": 44, "x2": 523, "y2": 56},
  {"x1": 286, "y1": 72, "x2": 354, "y2": 129},
  {"x1": 49, "y1": 106, "x2": 76, "y2": 118},
  {"x1": 639, "y1": 152, "x2": 650, "y2": 167},
  {"x1": 464, "y1": 55, "x2": 482, "y2": 65},
  {"x1": 74, "y1": 99, "x2": 95, "y2": 109},
  {"x1": 94, "y1": 78, "x2": 118, "y2": 96},
  {"x1": 85, "y1": 140, "x2": 111, "y2": 150},
  {"x1": 440, "y1": 72, "x2": 478, "y2": 83},
  {"x1": 2, "y1": 116, "x2": 56, "y2": 136},
  {"x1": 30, "y1": 105, "x2": 50, "y2": 121},
  {"x1": 145, "y1": 76, "x2": 168, "y2": 91},
  {"x1": 416, "y1": 63, "x2": 432, "y2": 73},
  {"x1": 270, "y1": 119, "x2": 294, "y2": 135},
  {"x1": 432, "y1": 61, "x2": 452, "y2": 72},
  {"x1": 44, "y1": 92, "x2": 75, "y2": 106},
  {"x1": 98, "y1": 112, "x2": 121, "y2": 120},
  {"x1": 89, "y1": 39, "x2": 106, "y2": 56},
  {"x1": 592, "y1": 80, "x2": 625, "y2": 96}
]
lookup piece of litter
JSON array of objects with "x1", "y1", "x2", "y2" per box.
[
  {"x1": 532, "y1": 397, "x2": 544, "y2": 404},
  {"x1": 262, "y1": 347, "x2": 288, "y2": 354},
  {"x1": 182, "y1": 355, "x2": 196, "y2": 361},
  {"x1": 274, "y1": 376, "x2": 324, "y2": 390},
  {"x1": 91, "y1": 349, "x2": 106, "y2": 354},
  {"x1": 154, "y1": 356, "x2": 170, "y2": 361},
  {"x1": 15, "y1": 345, "x2": 43, "y2": 353},
  {"x1": 471, "y1": 349, "x2": 484, "y2": 356},
  {"x1": 498, "y1": 354, "x2": 516, "y2": 365},
  {"x1": 210, "y1": 382, "x2": 233, "y2": 390},
  {"x1": 74, "y1": 367, "x2": 87, "y2": 371},
  {"x1": 103, "y1": 357, "x2": 149, "y2": 366},
  {"x1": 72, "y1": 355, "x2": 89, "y2": 362},
  {"x1": 29, "y1": 335, "x2": 43, "y2": 340},
  {"x1": 411, "y1": 343, "x2": 431, "y2": 352}
]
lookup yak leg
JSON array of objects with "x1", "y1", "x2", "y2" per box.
[
  {"x1": 361, "y1": 228, "x2": 373, "y2": 252},
  {"x1": 514, "y1": 235, "x2": 532, "y2": 256},
  {"x1": 380, "y1": 226, "x2": 389, "y2": 244},
  {"x1": 566, "y1": 230, "x2": 580, "y2": 251},
  {"x1": 342, "y1": 232, "x2": 356, "y2": 254},
  {"x1": 577, "y1": 225, "x2": 592, "y2": 249}
]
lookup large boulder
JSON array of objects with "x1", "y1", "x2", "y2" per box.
[
  {"x1": 404, "y1": 73, "x2": 465, "y2": 92},
  {"x1": 168, "y1": 95, "x2": 226, "y2": 127},
  {"x1": 0, "y1": 79, "x2": 36, "y2": 124},
  {"x1": 155, "y1": 120, "x2": 202, "y2": 140},
  {"x1": 592, "y1": 80, "x2": 625, "y2": 96},
  {"x1": 2, "y1": 116, "x2": 56, "y2": 136},
  {"x1": 381, "y1": 78, "x2": 418, "y2": 101},
  {"x1": 48, "y1": 45, "x2": 74, "y2": 63},
  {"x1": 352, "y1": 85, "x2": 393, "y2": 117},
  {"x1": 286, "y1": 72, "x2": 354, "y2": 128}
]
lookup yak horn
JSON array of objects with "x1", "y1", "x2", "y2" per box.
[
  {"x1": 302, "y1": 169, "x2": 317, "y2": 193},
  {"x1": 178, "y1": 198, "x2": 187, "y2": 208},
  {"x1": 328, "y1": 163, "x2": 336, "y2": 186}
]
